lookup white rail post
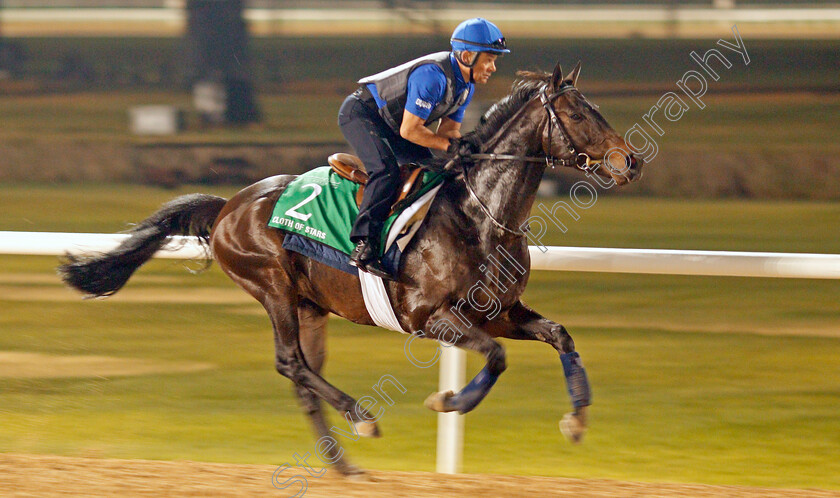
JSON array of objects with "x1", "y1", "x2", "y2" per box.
[{"x1": 436, "y1": 345, "x2": 465, "y2": 474}]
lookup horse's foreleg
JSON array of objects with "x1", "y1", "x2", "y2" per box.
[
  {"x1": 419, "y1": 310, "x2": 507, "y2": 415},
  {"x1": 498, "y1": 301, "x2": 591, "y2": 442},
  {"x1": 293, "y1": 303, "x2": 367, "y2": 477}
]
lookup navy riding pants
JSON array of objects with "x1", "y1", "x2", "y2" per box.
[{"x1": 338, "y1": 92, "x2": 432, "y2": 242}]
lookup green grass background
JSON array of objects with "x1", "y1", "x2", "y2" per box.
[
  {"x1": 3, "y1": 93, "x2": 839, "y2": 154},
  {"x1": 0, "y1": 185, "x2": 839, "y2": 489}
]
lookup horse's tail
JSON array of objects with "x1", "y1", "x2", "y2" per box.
[{"x1": 58, "y1": 193, "x2": 228, "y2": 298}]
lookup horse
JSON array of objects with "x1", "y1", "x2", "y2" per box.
[{"x1": 59, "y1": 61, "x2": 643, "y2": 475}]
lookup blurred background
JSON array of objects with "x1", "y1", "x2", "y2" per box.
[
  {"x1": 1, "y1": 1, "x2": 839, "y2": 494},
  {"x1": 1, "y1": 0, "x2": 838, "y2": 196}
]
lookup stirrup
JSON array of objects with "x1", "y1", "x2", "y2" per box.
[{"x1": 360, "y1": 259, "x2": 393, "y2": 280}]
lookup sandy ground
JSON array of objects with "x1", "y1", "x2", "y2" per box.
[{"x1": 1, "y1": 453, "x2": 839, "y2": 498}]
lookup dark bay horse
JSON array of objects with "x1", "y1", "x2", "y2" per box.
[{"x1": 59, "y1": 62, "x2": 642, "y2": 475}]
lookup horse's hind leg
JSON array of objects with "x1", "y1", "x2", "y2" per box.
[
  {"x1": 293, "y1": 301, "x2": 366, "y2": 476},
  {"x1": 215, "y1": 255, "x2": 379, "y2": 456},
  {"x1": 262, "y1": 289, "x2": 380, "y2": 437}
]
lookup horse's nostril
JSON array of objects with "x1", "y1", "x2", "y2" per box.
[{"x1": 626, "y1": 154, "x2": 644, "y2": 180}]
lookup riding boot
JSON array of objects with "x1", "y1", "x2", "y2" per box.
[{"x1": 349, "y1": 238, "x2": 376, "y2": 267}]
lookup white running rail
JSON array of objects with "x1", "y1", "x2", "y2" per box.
[{"x1": 2, "y1": 231, "x2": 839, "y2": 280}]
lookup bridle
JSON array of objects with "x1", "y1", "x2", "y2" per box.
[
  {"x1": 460, "y1": 83, "x2": 605, "y2": 237},
  {"x1": 471, "y1": 83, "x2": 605, "y2": 173}
]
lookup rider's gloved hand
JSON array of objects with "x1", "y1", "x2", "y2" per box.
[{"x1": 447, "y1": 134, "x2": 481, "y2": 159}]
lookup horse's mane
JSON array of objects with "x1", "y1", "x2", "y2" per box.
[
  {"x1": 423, "y1": 71, "x2": 551, "y2": 172},
  {"x1": 472, "y1": 71, "x2": 550, "y2": 144}
]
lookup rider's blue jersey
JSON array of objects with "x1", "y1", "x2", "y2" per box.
[{"x1": 367, "y1": 53, "x2": 474, "y2": 124}]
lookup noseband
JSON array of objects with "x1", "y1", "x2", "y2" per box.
[
  {"x1": 461, "y1": 83, "x2": 604, "y2": 237},
  {"x1": 540, "y1": 85, "x2": 604, "y2": 173}
]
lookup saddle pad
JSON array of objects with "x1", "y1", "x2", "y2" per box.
[
  {"x1": 269, "y1": 167, "x2": 359, "y2": 255},
  {"x1": 268, "y1": 166, "x2": 446, "y2": 255}
]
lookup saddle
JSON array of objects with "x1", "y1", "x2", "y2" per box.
[{"x1": 328, "y1": 153, "x2": 426, "y2": 214}]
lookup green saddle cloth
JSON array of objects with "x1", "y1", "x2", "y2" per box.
[{"x1": 268, "y1": 166, "x2": 446, "y2": 255}]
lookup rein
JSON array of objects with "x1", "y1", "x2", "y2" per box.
[
  {"x1": 460, "y1": 83, "x2": 603, "y2": 237},
  {"x1": 460, "y1": 160, "x2": 528, "y2": 237}
]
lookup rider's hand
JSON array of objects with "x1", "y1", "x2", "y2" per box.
[{"x1": 447, "y1": 134, "x2": 481, "y2": 159}]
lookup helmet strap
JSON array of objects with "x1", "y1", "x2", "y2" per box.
[
  {"x1": 455, "y1": 51, "x2": 479, "y2": 83},
  {"x1": 456, "y1": 50, "x2": 479, "y2": 68},
  {"x1": 467, "y1": 51, "x2": 479, "y2": 68}
]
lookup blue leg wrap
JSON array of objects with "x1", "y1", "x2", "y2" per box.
[
  {"x1": 560, "y1": 352, "x2": 591, "y2": 409},
  {"x1": 450, "y1": 365, "x2": 499, "y2": 415}
]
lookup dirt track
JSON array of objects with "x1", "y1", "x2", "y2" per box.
[{"x1": 1, "y1": 453, "x2": 838, "y2": 497}]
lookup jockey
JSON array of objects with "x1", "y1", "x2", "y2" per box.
[{"x1": 339, "y1": 17, "x2": 509, "y2": 279}]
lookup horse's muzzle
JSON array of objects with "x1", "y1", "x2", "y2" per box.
[{"x1": 626, "y1": 154, "x2": 644, "y2": 182}]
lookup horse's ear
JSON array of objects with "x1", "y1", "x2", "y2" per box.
[
  {"x1": 565, "y1": 61, "x2": 582, "y2": 87},
  {"x1": 550, "y1": 61, "x2": 563, "y2": 91}
]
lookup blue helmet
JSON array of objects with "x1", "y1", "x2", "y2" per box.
[{"x1": 450, "y1": 18, "x2": 509, "y2": 55}]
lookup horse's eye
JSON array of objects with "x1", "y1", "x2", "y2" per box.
[{"x1": 571, "y1": 113, "x2": 583, "y2": 121}]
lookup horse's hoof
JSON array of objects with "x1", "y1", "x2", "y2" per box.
[
  {"x1": 424, "y1": 390, "x2": 455, "y2": 412},
  {"x1": 344, "y1": 468, "x2": 372, "y2": 481},
  {"x1": 354, "y1": 420, "x2": 381, "y2": 438},
  {"x1": 559, "y1": 412, "x2": 587, "y2": 444},
  {"x1": 336, "y1": 462, "x2": 369, "y2": 480}
]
